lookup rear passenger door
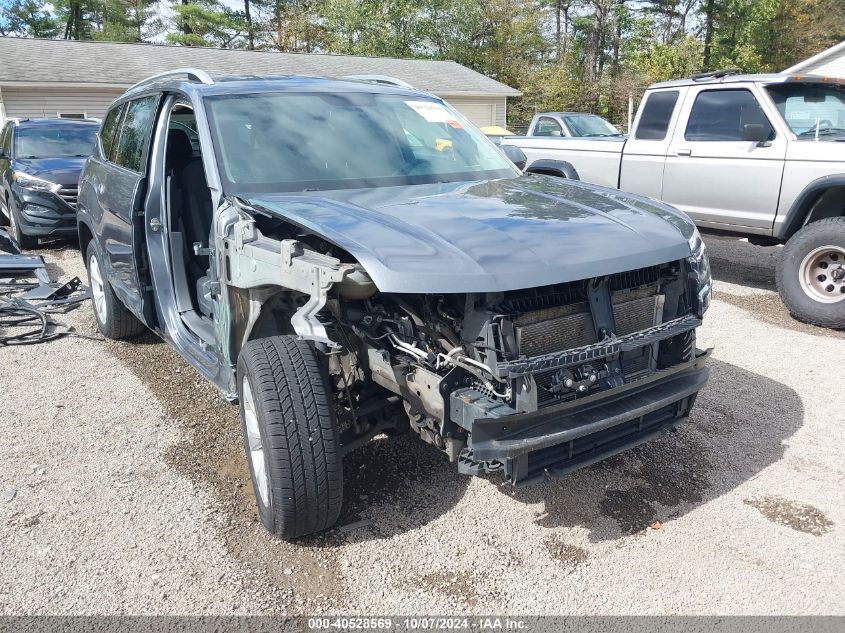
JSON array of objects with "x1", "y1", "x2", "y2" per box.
[
  {"x1": 661, "y1": 86, "x2": 787, "y2": 229},
  {"x1": 97, "y1": 95, "x2": 160, "y2": 316}
]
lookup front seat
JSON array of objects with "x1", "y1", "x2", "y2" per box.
[{"x1": 179, "y1": 139, "x2": 214, "y2": 317}]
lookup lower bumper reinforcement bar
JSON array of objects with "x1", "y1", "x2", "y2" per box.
[{"x1": 469, "y1": 349, "x2": 710, "y2": 485}]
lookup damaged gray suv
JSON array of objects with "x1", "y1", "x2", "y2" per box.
[{"x1": 78, "y1": 69, "x2": 711, "y2": 538}]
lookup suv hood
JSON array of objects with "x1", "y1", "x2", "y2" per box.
[
  {"x1": 13, "y1": 157, "x2": 86, "y2": 187},
  {"x1": 247, "y1": 174, "x2": 695, "y2": 293}
]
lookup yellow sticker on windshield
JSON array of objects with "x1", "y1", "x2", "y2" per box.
[{"x1": 405, "y1": 100, "x2": 461, "y2": 128}]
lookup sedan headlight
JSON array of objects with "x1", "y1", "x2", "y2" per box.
[
  {"x1": 688, "y1": 227, "x2": 711, "y2": 316},
  {"x1": 12, "y1": 171, "x2": 61, "y2": 193}
]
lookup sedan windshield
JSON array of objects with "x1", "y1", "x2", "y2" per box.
[
  {"x1": 766, "y1": 83, "x2": 845, "y2": 138},
  {"x1": 14, "y1": 125, "x2": 98, "y2": 159},
  {"x1": 204, "y1": 92, "x2": 518, "y2": 192},
  {"x1": 562, "y1": 114, "x2": 621, "y2": 137}
]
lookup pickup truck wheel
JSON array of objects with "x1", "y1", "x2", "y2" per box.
[
  {"x1": 85, "y1": 242, "x2": 146, "y2": 339},
  {"x1": 237, "y1": 336, "x2": 343, "y2": 539},
  {"x1": 777, "y1": 217, "x2": 845, "y2": 329}
]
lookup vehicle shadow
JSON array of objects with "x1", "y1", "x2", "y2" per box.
[
  {"x1": 309, "y1": 357, "x2": 801, "y2": 544},
  {"x1": 704, "y1": 235, "x2": 779, "y2": 291},
  {"x1": 303, "y1": 433, "x2": 472, "y2": 545},
  {"x1": 494, "y1": 358, "x2": 802, "y2": 540}
]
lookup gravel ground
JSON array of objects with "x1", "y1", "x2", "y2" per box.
[{"x1": 1, "y1": 236, "x2": 843, "y2": 615}]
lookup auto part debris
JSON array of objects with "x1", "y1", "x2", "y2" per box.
[{"x1": 0, "y1": 229, "x2": 94, "y2": 345}]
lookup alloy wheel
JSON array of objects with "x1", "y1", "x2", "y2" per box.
[
  {"x1": 799, "y1": 245, "x2": 845, "y2": 304},
  {"x1": 242, "y1": 376, "x2": 270, "y2": 507},
  {"x1": 88, "y1": 252, "x2": 108, "y2": 323}
]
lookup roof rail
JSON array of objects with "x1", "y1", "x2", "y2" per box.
[
  {"x1": 340, "y1": 74, "x2": 414, "y2": 89},
  {"x1": 691, "y1": 69, "x2": 740, "y2": 82},
  {"x1": 129, "y1": 68, "x2": 214, "y2": 92}
]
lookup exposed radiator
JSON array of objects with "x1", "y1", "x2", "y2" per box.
[
  {"x1": 516, "y1": 287, "x2": 662, "y2": 357},
  {"x1": 517, "y1": 287, "x2": 663, "y2": 407}
]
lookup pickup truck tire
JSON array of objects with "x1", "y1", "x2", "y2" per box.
[
  {"x1": 777, "y1": 217, "x2": 845, "y2": 329},
  {"x1": 237, "y1": 336, "x2": 343, "y2": 539},
  {"x1": 85, "y1": 242, "x2": 146, "y2": 339}
]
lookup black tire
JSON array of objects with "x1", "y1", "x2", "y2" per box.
[
  {"x1": 237, "y1": 336, "x2": 343, "y2": 539},
  {"x1": 777, "y1": 217, "x2": 845, "y2": 329},
  {"x1": 5, "y1": 202, "x2": 38, "y2": 250},
  {"x1": 85, "y1": 241, "x2": 146, "y2": 339}
]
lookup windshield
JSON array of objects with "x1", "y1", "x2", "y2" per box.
[
  {"x1": 766, "y1": 83, "x2": 845, "y2": 138},
  {"x1": 14, "y1": 125, "x2": 98, "y2": 159},
  {"x1": 562, "y1": 114, "x2": 621, "y2": 137},
  {"x1": 204, "y1": 92, "x2": 518, "y2": 193}
]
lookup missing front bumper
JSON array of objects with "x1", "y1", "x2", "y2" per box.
[{"x1": 453, "y1": 349, "x2": 711, "y2": 486}]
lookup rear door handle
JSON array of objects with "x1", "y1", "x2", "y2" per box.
[{"x1": 676, "y1": 149, "x2": 692, "y2": 156}]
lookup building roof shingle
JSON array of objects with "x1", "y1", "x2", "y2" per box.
[{"x1": 0, "y1": 37, "x2": 521, "y2": 96}]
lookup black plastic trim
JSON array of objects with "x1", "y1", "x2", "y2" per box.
[{"x1": 471, "y1": 349, "x2": 710, "y2": 463}]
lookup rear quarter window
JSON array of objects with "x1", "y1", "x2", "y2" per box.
[{"x1": 635, "y1": 90, "x2": 679, "y2": 140}]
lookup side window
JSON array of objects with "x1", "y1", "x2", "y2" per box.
[
  {"x1": 685, "y1": 89, "x2": 774, "y2": 142},
  {"x1": 0, "y1": 123, "x2": 11, "y2": 155},
  {"x1": 535, "y1": 117, "x2": 563, "y2": 137},
  {"x1": 635, "y1": 90, "x2": 679, "y2": 140},
  {"x1": 100, "y1": 104, "x2": 124, "y2": 161},
  {"x1": 113, "y1": 95, "x2": 159, "y2": 172}
]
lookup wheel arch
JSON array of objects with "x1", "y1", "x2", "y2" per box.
[
  {"x1": 77, "y1": 219, "x2": 95, "y2": 259},
  {"x1": 777, "y1": 174, "x2": 845, "y2": 240},
  {"x1": 524, "y1": 159, "x2": 580, "y2": 180}
]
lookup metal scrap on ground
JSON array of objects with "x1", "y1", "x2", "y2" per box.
[{"x1": 0, "y1": 229, "x2": 93, "y2": 345}]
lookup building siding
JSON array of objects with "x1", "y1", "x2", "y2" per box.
[
  {"x1": 802, "y1": 54, "x2": 845, "y2": 78},
  {"x1": 0, "y1": 86, "x2": 510, "y2": 129},
  {"x1": 0, "y1": 87, "x2": 123, "y2": 122},
  {"x1": 439, "y1": 96, "x2": 507, "y2": 128}
]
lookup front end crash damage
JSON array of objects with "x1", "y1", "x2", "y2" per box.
[{"x1": 218, "y1": 207, "x2": 710, "y2": 485}]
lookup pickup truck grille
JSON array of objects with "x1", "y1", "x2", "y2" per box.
[{"x1": 57, "y1": 186, "x2": 78, "y2": 210}]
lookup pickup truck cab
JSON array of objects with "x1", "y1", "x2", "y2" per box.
[
  {"x1": 503, "y1": 72, "x2": 845, "y2": 328},
  {"x1": 523, "y1": 112, "x2": 622, "y2": 138},
  {"x1": 78, "y1": 69, "x2": 710, "y2": 538}
]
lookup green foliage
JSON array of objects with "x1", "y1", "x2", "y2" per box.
[
  {"x1": 3, "y1": 0, "x2": 844, "y2": 128},
  {"x1": 168, "y1": 0, "x2": 246, "y2": 48},
  {"x1": 2, "y1": 0, "x2": 60, "y2": 37}
]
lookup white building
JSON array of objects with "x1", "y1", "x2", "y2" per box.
[
  {"x1": 783, "y1": 39, "x2": 845, "y2": 76},
  {"x1": 0, "y1": 37, "x2": 520, "y2": 127}
]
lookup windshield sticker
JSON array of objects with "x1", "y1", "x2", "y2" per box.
[{"x1": 405, "y1": 100, "x2": 463, "y2": 128}]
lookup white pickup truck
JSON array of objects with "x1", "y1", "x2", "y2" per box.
[{"x1": 502, "y1": 71, "x2": 845, "y2": 328}]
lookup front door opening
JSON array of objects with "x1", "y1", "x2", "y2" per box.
[{"x1": 163, "y1": 103, "x2": 215, "y2": 339}]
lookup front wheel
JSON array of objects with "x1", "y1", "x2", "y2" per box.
[
  {"x1": 5, "y1": 202, "x2": 38, "y2": 250},
  {"x1": 777, "y1": 217, "x2": 845, "y2": 329},
  {"x1": 237, "y1": 336, "x2": 343, "y2": 539}
]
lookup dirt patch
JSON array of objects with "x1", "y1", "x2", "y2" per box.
[
  {"x1": 714, "y1": 291, "x2": 845, "y2": 339},
  {"x1": 598, "y1": 433, "x2": 712, "y2": 535},
  {"x1": 744, "y1": 496, "x2": 833, "y2": 536},
  {"x1": 543, "y1": 535, "x2": 588, "y2": 568},
  {"x1": 421, "y1": 571, "x2": 480, "y2": 607},
  {"x1": 106, "y1": 333, "x2": 347, "y2": 612}
]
